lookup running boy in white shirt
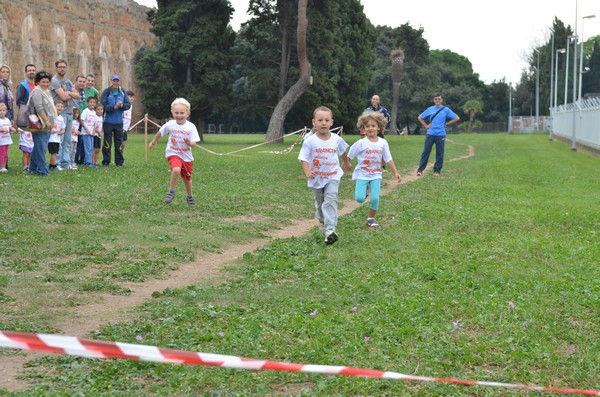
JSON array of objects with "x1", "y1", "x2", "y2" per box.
[
  {"x1": 348, "y1": 111, "x2": 402, "y2": 228},
  {"x1": 298, "y1": 106, "x2": 352, "y2": 245},
  {"x1": 149, "y1": 98, "x2": 200, "y2": 207}
]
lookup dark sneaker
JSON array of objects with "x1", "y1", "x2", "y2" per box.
[
  {"x1": 325, "y1": 231, "x2": 338, "y2": 245},
  {"x1": 366, "y1": 218, "x2": 380, "y2": 228},
  {"x1": 165, "y1": 190, "x2": 175, "y2": 204},
  {"x1": 187, "y1": 195, "x2": 196, "y2": 207}
]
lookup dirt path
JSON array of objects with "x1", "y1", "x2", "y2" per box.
[{"x1": 0, "y1": 145, "x2": 474, "y2": 392}]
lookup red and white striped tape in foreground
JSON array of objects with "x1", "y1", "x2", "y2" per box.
[{"x1": 1, "y1": 330, "x2": 598, "y2": 395}]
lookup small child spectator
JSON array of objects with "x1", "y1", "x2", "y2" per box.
[
  {"x1": 70, "y1": 107, "x2": 81, "y2": 169},
  {"x1": 120, "y1": 90, "x2": 135, "y2": 153},
  {"x1": 93, "y1": 103, "x2": 104, "y2": 166},
  {"x1": 18, "y1": 128, "x2": 34, "y2": 172},
  {"x1": 48, "y1": 101, "x2": 65, "y2": 171},
  {"x1": 80, "y1": 96, "x2": 97, "y2": 166},
  {"x1": 0, "y1": 103, "x2": 15, "y2": 172}
]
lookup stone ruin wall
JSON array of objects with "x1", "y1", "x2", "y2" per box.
[{"x1": 0, "y1": 0, "x2": 155, "y2": 124}]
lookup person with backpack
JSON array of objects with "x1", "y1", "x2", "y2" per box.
[{"x1": 100, "y1": 74, "x2": 130, "y2": 166}]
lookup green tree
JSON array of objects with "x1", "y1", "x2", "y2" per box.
[
  {"x1": 136, "y1": 0, "x2": 236, "y2": 138},
  {"x1": 368, "y1": 24, "x2": 431, "y2": 132},
  {"x1": 264, "y1": 0, "x2": 311, "y2": 142},
  {"x1": 232, "y1": 0, "x2": 374, "y2": 134},
  {"x1": 462, "y1": 99, "x2": 483, "y2": 132},
  {"x1": 582, "y1": 37, "x2": 600, "y2": 96}
]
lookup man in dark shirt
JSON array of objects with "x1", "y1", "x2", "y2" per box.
[{"x1": 364, "y1": 95, "x2": 390, "y2": 137}]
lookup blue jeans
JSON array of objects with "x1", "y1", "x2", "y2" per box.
[
  {"x1": 82, "y1": 135, "x2": 94, "y2": 165},
  {"x1": 311, "y1": 179, "x2": 340, "y2": 232},
  {"x1": 30, "y1": 131, "x2": 50, "y2": 176},
  {"x1": 58, "y1": 112, "x2": 73, "y2": 168},
  {"x1": 355, "y1": 179, "x2": 381, "y2": 211},
  {"x1": 418, "y1": 134, "x2": 446, "y2": 173}
]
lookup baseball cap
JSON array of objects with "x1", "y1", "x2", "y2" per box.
[{"x1": 111, "y1": 74, "x2": 120, "y2": 81}]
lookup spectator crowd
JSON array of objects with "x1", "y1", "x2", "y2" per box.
[{"x1": 0, "y1": 60, "x2": 135, "y2": 176}]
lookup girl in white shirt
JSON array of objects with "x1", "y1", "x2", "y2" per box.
[
  {"x1": 0, "y1": 103, "x2": 14, "y2": 172},
  {"x1": 348, "y1": 111, "x2": 402, "y2": 228}
]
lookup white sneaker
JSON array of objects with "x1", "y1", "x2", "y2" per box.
[
  {"x1": 366, "y1": 218, "x2": 380, "y2": 228},
  {"x1": 325, "y1": 230, "x2": 338, "y2": 245},
  {"x1": 56, "y1": 165, "x2": 64, "y2": 171},
  {"x1": 70, "y1": 164, "x2": 78, "y2": 170},
  {"x1": 0, "y1": 168, "x2": 7, "y2": 172}
]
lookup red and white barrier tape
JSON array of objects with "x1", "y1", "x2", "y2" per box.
[{"x1": 1, "y1": 330, "x2": 598, "y2": 395}]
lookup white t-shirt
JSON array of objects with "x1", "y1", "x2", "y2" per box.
[
  {"x1": 298, "y1": 133, "x2": 349, "y2": 189},
  {"x1": 80, "y1": 108, "x2": 96, "y2": 136},
  {"x1": 123, "y1": 108, "x2": 132, "y2": 131},
  {"x1": 19, "y1": 129, "x2": 34, "y2": 150},
  {"x1": 71, "y1": 119, "x2": 80, "y2": 142},
  {"x1": 348, "y1": 136, "x2": 393, "y2": 181},
  {"x1": 158, "y1": 120, "x2": 200, "y2": 162},
  {"x1": 94, "y1": 115, "x2": 103, "y2": 136},
  {"x1": 0, "y1": 117, "x2": 13, "y2": 145},
  {"x1": 49, "y1": 115, "x2": 65, "y2": 144}
]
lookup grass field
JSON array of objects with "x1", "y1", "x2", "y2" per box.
[{"x1": 1, "y1": 132, "x2": 599, "y2": 396}]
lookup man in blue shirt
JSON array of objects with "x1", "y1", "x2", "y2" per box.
[
  {"x1": 416, "y1": 93, "x2": 460, "y2": 176},
  {"x1": 364, "y1": 95, "x2": 390, "y2": 137},
  {"x1": 100, "y1": 74, "x2": 131, "y2": 166}
]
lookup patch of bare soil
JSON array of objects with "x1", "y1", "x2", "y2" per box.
[{"x1": 0, "y1": 146, "x2": 474, "y2": 391}]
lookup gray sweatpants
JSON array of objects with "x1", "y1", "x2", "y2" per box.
[{"x1": 311, "y1": 179, "x2": 340, "y2": 233}]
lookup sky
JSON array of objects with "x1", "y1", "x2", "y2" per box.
[{"x1": 134, "y1": 0, "x2": 600, "y2": 84}]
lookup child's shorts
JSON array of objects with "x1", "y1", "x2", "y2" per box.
[
  {"x1": 93, "y1": 136, "x2": 101, "y2": 149},
  {"x1": 19, "y1": 145, "x2": 33, "y2": 154},
  {"x1": 47, "y1": 142, "x2": 60, "y2": 154},
  {"x1": 167, "y1": 155, "x2": 194, "y2": 182}
]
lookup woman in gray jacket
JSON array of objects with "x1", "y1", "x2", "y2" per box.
[{"x1": 28, "y1": 71, "x2": 56, "y2": 176}]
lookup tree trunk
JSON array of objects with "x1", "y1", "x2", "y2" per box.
[
  {"x1": 390, "y1": 49, "x2": 404, "y2": 135},
  {"x1": 278, "y1": 3, "x2": 291, "y2": 100},
  {"x1": 265, "y1": 0, "x2": 310, "y2": 143},
  {"x1": 196, "y1": 118, "x2": 205, "y2": 142}
]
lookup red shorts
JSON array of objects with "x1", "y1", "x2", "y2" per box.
[{"x1": 167, "y1": 156, "x2": 194, "y2": 181}]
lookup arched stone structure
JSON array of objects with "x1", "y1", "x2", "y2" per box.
[
  {"x1": 21, "y1": 15, "x2": 42, "y2": 69},
  {"x1": 119, "y1": 40, "x2": 132, "y2": 90},
  {"x1": 52, "y1": 25, "x2": 67, "y2": 62},
  {"x1": 99, "y1": 36, "x2": 112, "y2": 91},
  {"x1": 76, "y1": 31, "x2": 92, "y2": 77}
]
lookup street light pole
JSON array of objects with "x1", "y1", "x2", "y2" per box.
[
  {"x1": 551, "y1": 48, "x2": 566, "y2": 141},
  {"x1": 534, "y1": 49, "x2": 540, "y2": 129},
  {"x1": 564, "y1": 36, "x2": 570, "y2": 106},
  {"x1": 572, "y1": 34, "x2": 578, "y2": 151},
  {"x1": 578, "y1": 15, "x2": 596, "y2": 99},
  {"x1": 549, "y1": 28, "x2": 555, "y2": 109},
  {"x1": 508, "y1": 83, "x2": 512, "y2": 133}
]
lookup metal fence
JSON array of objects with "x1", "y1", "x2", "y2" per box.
[{"x1": 550, "y1": 97, "x2": 600, "y2": 152}]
